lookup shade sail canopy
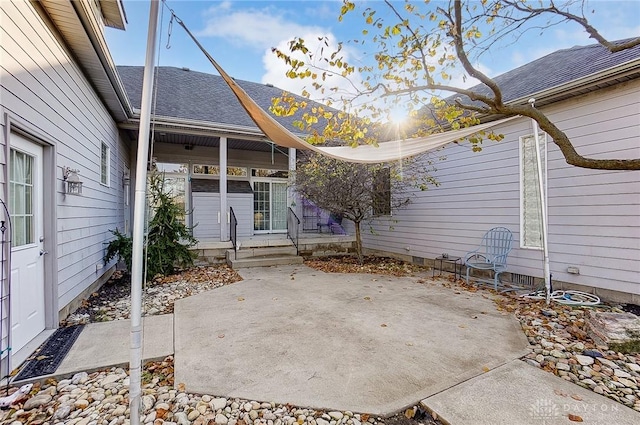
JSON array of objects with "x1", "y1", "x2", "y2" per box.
[{"x1": 177, "y1": 17, "x2": 519, "y2": 164}]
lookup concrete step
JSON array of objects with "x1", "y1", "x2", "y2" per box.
[
  {"x1": 226, "y1": 245, "x2": 297, "y2": 260},
  {"x1": 228, "y1": 254, "x2": 304, "y2": 269}
]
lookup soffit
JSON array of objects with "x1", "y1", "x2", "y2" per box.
[
  {"x1": 100, "y1": 0, "x2": 127, "y2": 29},
  {"x1": 38, "y1": 0, "x2": 130, "y2": 121}
]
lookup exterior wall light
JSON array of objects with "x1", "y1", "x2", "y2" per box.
[{"x1": 63, "y1": 166, "x2": 83, "y2": 195}]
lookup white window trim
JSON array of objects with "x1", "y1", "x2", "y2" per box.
[
  {"x1": 192, "y1": 164, "x2": 248, "y2": 179},
  {"x1": 519, "y1": 132, "x2": 547, "y2": 250},
  {"x1": 101, "y1": 141, "x2": 110, "y2": 187}
]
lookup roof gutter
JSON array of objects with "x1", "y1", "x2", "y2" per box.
[{"x1": 120, "y1": 113, "x2": 310, "y2": 141}]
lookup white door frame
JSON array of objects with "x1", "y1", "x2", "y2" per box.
[
  {"x1": 252, "y1": 178, "x2": 288, "y2": 234},
  {"x1": 3, "y1": 116, "x2": 58, "y2": 356}
]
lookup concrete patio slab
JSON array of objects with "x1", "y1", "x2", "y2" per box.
[
  {"x1": 174, "y1": 265, "x2": 529, "y2": 416},
  {"x1": 421, "y1": 359, "x2": 640, "y2": 425},
  {"x1": 55, "y1": 314, "x2": 174, "y2": 376}
]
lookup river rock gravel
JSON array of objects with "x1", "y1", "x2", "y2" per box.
[
  {"x1": 62, "y1": 266, "x2": 242, "y2": 325},
  {"x1": 1, "y1": 357, "x2": 441, "y2": 425}
]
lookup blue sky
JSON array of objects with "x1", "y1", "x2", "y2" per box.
[{"x1": 106, "y1": 0, "x2": 640, "y2": 98}]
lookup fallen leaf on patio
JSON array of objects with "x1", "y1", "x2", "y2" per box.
[
  {"x1": 404, "y1": 408, "x2": 415, "y2": 419},
  {"x1": 554, "y1": 389, "x2": 568, "y2": 397},
  {"x1": 177, "y1": 383, "x2": 186, "y2": 392},
  {"x1": 568, "y1": 414, "x2": 583, "y2": 422},
  {"x1": 570, "y1": 394, "x2": 583, "y2": 401},
  {"x1": 381, "y1": 324, "x2": 387, "y2": 327},
  {"x1": 482, "y1": 366, "x2": 490, "y2": 372},
  {"x1": 364, "y1": 297, "x2": 371, "y2": 301},
  {"x1": 218, "y1": 334, "x2": 225, "y2": 338},
  {"x1": 361, "y1": 414, "x2": 370, "y2": 422},
  {"x1": 237, "y1": 297, "x2": 245, "y2": 301}
]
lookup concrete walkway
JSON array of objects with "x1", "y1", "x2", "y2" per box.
[
  {"x1": 20, "y1": 265, "x2": 639, "y2": 424},
  {"x1": 56, "y1": 314, "x2": 174, "y2": 376},
  {"x1": 422, "y1": 359, "x2": 639, "y2": 425}
]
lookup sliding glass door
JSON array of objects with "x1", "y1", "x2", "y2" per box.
[{"x1": 253, "y1": 180, "x2": 287, "y2": 233}]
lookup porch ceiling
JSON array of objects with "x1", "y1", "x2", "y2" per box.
[{"x1": 122, "y1": 129, "x2": 278, "y2": 153}]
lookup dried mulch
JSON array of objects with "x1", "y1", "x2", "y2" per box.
[{"x1": 304, "y1": 256, "x2": 429, "y2": 277}]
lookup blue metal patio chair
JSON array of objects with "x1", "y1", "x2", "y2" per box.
[{"x1": 464, "y1": 227, "x2": 513, "y2": 290}]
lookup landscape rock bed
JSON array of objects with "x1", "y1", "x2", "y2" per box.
[
  {"x1": 2, "y1": 357, "x2": 441, "y2": 425},
  {"x1": 62, "y1": 266, "x2": 242, "y2": 325},
  {"x1": 500, "y1": 297, "x2": 640, "y2": 412}
]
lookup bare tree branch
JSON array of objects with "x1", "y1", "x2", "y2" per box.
[
  {"x1": 449, "y1": 0, "x2": 504, "y2": 105},
  {"x1": 503, "y1": 0, "x2": 640, "y2": 52}
]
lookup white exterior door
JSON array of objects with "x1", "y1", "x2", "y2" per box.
[{"x1": 9, "y1": 133, "x2": 45, "y2": 353}]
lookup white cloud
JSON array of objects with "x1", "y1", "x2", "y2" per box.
[
  {"x1": 196, "y1": 2, "x2": 363, "y2": 100},
  {"x1": 198, "y1": 3, "x2": 326, "y2": 52},
  {"x1": 262, "y1": 33, "x2": 363, "y2": 101}
]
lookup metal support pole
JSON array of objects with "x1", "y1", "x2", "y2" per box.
[
  {"x1": 529, "y1": 99, "x2": 551, "y2": 305},
  {"x1": 130, "y1": 2, "x2": 159, "y2": 424}
]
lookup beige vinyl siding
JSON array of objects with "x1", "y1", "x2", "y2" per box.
[
  {"x1": 362, "y1": 78, "x2": 640, "y2": 296},
  {"x1": 1, "y1": 1, "x2": 129, "y2": 309}
]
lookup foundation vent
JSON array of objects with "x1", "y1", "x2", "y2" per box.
[{"x1": 511, "y1": 273, "x2": 536, "y2": 288}]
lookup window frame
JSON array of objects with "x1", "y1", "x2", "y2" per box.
[
  {"x1": 373, "y1": 167, "x2": 392, "y2": 217},
  {"x1": 519, "y1": 132, "x2": 547, "y2": 250},
  {"x1": 100, "y1": 141, "x2": 110, "y2": 186},
  {"x1": 192, "y1": 164, "x2": 248, "y2": 178}
]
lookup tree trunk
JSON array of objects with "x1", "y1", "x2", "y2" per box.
[{"x1": 354, "y1": 220, "x2": 363, "y2": 264}]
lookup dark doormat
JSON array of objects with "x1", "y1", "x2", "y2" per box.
[{"x1": 13, "y1": 325, "x2": 84, "y2": 381}]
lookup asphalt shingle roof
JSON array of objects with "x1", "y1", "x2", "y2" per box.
[
  {"x1": 117, "y1": 65, "x2": 307, "y2": 131},
  {"x1": 452, "y1": 38, "x2": 640, "y2": 104},
  {"x1": 117, "y1": 39, "x2": 640, "y2": 130}
]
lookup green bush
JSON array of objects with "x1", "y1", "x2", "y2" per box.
[
  {"x1": 104, "y1": 172, "x2": 197, "y2": 279},
  {"x1": 104, "y1": 228, "x2": 133, "y2": 272}
]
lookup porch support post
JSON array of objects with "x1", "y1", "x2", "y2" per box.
[
  {"x1": 220, "y1": 136, "x2": 228, "y2": 241},
  {"x1": 288, "y1": 148, "x2": 296, "y2": 209}
]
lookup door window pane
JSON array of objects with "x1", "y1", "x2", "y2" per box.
[
  {"x1": 10, "y1": 149, "x2": 35, "y2": 247},
  {"x1": 253, "y1": 182, "x2": 270, "y2": 231},
  {"x1": 272, "y1": 183, "x2": 287, "y2": 230}
]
